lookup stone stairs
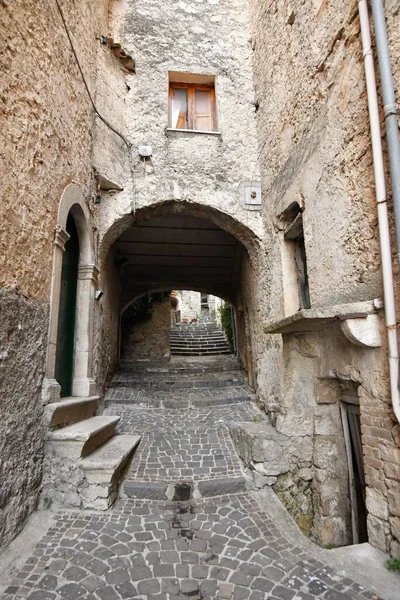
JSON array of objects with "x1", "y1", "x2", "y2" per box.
[
  {"x1": 41, "y1": 396, "x2": 141, "y2": 511},
  {"x1": 106, "y1": 355, "x2": 254, "y2": 409},
  {"x1": 170, "y1": 321, "x2": 231, "y2": 356},
  {"x1": 103, "y1": 355, "x2": 259, "y2": 502}
]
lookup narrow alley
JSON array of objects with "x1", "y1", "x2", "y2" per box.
[
  {"x1": 2, "y1": 0, "x2": 400, "y2": 598},
  {"x1": 2, "y1": 328, "x2": 397, "y2": 599}
]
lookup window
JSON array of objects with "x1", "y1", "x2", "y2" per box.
[
  {"x1": 168, "y1": 78, "x2": 217, "y2": 132},
  {"x1": 284, "y1": 208, "x2": 311, "y2": 310}
]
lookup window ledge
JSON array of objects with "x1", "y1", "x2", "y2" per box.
[
  {"x1": 166, "y1": 128, "x2": 221, "y2": 136},
  {"x1": 264, "y1": 300, "x2": 381, "y2": 335}
]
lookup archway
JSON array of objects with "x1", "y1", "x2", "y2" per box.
[{"x1": 97, "y1": 200, "x2": 262, "y2": 389}]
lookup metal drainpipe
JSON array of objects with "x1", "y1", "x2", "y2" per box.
[
  {"x1": 370, "y1": 0, "x2": 400, "y2": 269},
  {"x1": 358, "y1": 0, "x2": 400, "y2": 423}
]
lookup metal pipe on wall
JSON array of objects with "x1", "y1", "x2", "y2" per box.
[
  {"x1": 370, "y1": 0, "x2": 400, "y2": 269},
  {"x1": 358, "y1": 0, "x2": 400, "y2": 423}
]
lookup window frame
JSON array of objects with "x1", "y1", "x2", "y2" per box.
[{"x1": 168, "y1": 82, "x2": 217, "y2": 132}]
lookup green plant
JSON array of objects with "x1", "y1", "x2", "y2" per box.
[
  {"x1": 386, "y1": 559, "x2": 400, "y2": 571},
  {"x1": 323, "y1": 543, "x2": 336, "y2": 550},
  {"x1": 252, "y1": 414, "x2": 264, "y2": 422},
  {"x1": 218, "y1": 301, "x2": 234, "y2": 352},
  {"x1": 122, "y1": 292, "x2": 170, "y2": 328}
]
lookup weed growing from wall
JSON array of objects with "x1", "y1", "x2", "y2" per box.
[{"x1": 218, "y1": 301, "x2": 234, "y2": 352}]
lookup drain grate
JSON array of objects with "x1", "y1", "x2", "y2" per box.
[{"x1": 173, "y1": 482, "x2": 192, "y2": 501}]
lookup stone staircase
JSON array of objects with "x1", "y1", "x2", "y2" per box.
[
  {"x1": 107, "y1": 355, "x2": 253, "y2": 408},
  {"x1": 41, "y1": 396, "x2": 141, "y2": 511},
  {"x1": 104, "y1": 355, "x2": 258, "y2": 501},
  {"x1": 169, "y1": 321, "x2": 231, "y2": 356}
]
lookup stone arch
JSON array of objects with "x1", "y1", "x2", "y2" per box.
[
  {"x1": 98, "y1": 199, "x2": 261, "y2": 381},
  {"x1": 121, "y1": 285, "x2": 233, "y2": 315},
  {"x1": 42, "y1": 183, "x2": 98, "y2": 402},
  {"x1": 100, "y1": 199, "x2": 262, "y2": 270}
]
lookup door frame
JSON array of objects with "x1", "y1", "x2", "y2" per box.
[{"x1": 42, "y1": 183, "x2": 98, "y2": 403}]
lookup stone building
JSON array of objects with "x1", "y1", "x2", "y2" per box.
[{"x1": 1, "y1": 0, "x2": 399, "y2": 564}]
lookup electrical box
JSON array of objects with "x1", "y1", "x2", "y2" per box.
[
  {"x1": 139, "y1": 145, "x2": 152, "y2": 157},
  {"x1": 243, "y1": 183, "x2": 261, "y2": 206}
]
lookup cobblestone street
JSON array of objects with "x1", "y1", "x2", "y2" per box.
[{"x1": 2, "y1": 358, "x2": 397, "y2": 600}]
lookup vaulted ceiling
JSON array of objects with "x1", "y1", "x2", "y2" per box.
[{"x1": 116, "y1": 214, "x2": 245, "y2": 307}]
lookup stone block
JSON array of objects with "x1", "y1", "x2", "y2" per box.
[
  {"x1": 252, "y1": 471, "x2": 276, "y2": 488},
  {"x1": 314, "y1": 413, "x2": 337, "y2": 436},
  {"x1": 383, "y1": 461, "x2": 400, "y2": 481},
  {"x1": 315, "y1": 380, "x2": 339, "y2": 404},
  {"x1": 124, "y1": 481, "x2": 168, "y2": 500},
  {"x1": 198, "y1": 477, "x2": 246, "y2": 497},
  {"x1": 229, "y1": 422, "x2": 291, "y2": 476},
  {"x1": 389, "y1": 517, "x2": 400, "y2": 542},
  {"x1": 390, "y1": 539, "x2": 400, "y2": 559},
  {"x1": 366, "y1": 487, "x2": 389, "y2": 520},
  {"x1": 388, "y1": 486, "x2": 400, "y2": 517},
  {"x1": 367, "y1": 514, "x2": 390, "y2": 552},
  {"x1": 313, "y1": 436, "x2": 339, "y2": 471}
]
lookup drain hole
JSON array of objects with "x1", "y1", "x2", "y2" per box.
[{"x1": 173, "y1": 482, "x2": 192, "y2": 501}]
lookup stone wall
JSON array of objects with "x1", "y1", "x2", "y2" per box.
[
  {"x1": 250, "y1": 0, "x2": 400, "y2": 555},
  {"x1": 0, "y1": 0, "x2": 111, "y2": 546},
  {"x1": 121, "y1": 297, "x2": 171, "y2": 361},
  {"x1": 95, "y1": 0, "x2": 263, "y2": 246},
  {"x1": 178, "y1": 291, "x2": 202, "y2": 322},
  {"x1": 0, "y1": 291, "x2": 47, "y2": 548}
]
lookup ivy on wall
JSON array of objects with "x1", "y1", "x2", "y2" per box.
[
  {"x1": 218, "y1": 301, "x2": 234, "y2": 352},
  {"x1": 121, "y1": 292, "x2": 171, "y2": 329}
]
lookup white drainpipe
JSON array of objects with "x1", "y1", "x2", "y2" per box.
[{"x1": 358, "y1": 0, "x2": 400, "y2": 423}]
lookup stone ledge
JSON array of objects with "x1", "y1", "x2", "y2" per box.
[{"x1": 264, "y1": 300, "x2": 380, "y2": 335}]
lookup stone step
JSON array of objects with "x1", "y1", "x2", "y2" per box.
[
  {"x1": 109, "y1": 377, "x2": 245, "y2": 390},
  {"x1": 45, "y1": 396, "x2": 99, "y2": 430},
  {"x1": 170, "y1": 331, "x2": 225, "y2": 335},
  {"x1": 112, "y1": 369, "x2": 242, "y2": 380},
  {"x1": 124, "y1": 476, "x2": 247, "y2": 500},
  {"x1": 46, "y1": 415, "x2": 120, "y2": 458},
  {"x1": 170, "y1": 342, "x2": 228, "y2": 348},
  {"x1": 169, "y1": 338, "x2": 227, "y2": 343},
  {"x1": 171, "y1": 350, "x2": 231, "y2": 356},
  {"x1": 170, "y1": 338, "x2": 226, "y2": 342},
  {"x1": 117, "y1": 362, "x2": 241, "y2": 375},
  {"x1": 79, "y1": 434, "x2": 141, "y2": 510}
]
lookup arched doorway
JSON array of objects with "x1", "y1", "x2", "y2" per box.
[
  {"x1": 42, "y1": 183, "x2": 97, "y2": 402},
  {"x1": 54, "y1": 214, "x2": 79, "y2": 397}
]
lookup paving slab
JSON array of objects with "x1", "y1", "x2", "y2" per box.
[{"x1": 1, "y1": 355, "x2": 399, "y2": 600}]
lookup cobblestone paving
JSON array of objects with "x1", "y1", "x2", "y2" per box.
[
  {"x1": 105, "y1": 392, "x2": 259, "y2": 486},
  {"x1": 105, "y1": 386, "x2": 253, "y2": 409},
  {"x1": 3, "y1": 495, "x2": 384, "y2": 600},
  {"x1": 2, "y1": 357, "x2": 390, "y2": 599}
]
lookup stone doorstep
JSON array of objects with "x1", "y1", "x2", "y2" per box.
[
  {"x1": 46, "y1": 415, "x2": 120, "y2": 457},
  {"x1": 45, "y1": 396, "x2": 99, "y2": 429},
  {"x1": 80, "y1": 434, "x2": 141, "y2": 484}
]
